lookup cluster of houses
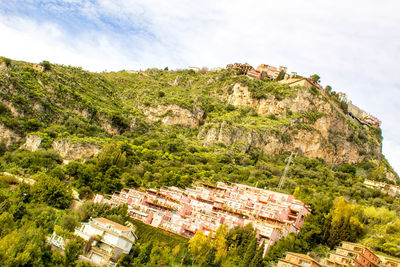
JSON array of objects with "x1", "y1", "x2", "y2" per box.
[
  {"x1": 364, "y1": 179, "x2": 400, "y2": 197},
  {"x1": 226, "y1": 62, "x2": 294, "y2": 81},
  {"x1": 276, "y1": 241, "x2": 400, "y2": 267},
  {"x1": 93, "y1": 182, "x2": 310, "y2": 256},
  {"x1": 337, "y1": 93, "x2": 381, "y2": 127}
]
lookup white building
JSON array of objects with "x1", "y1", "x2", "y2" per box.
[{"x1": 74, "y1": 218, "x2": 137, "y2": 266}]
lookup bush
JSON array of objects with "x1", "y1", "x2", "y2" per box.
[
  {"x1": 41, "y1": 60, "x2": 52, "y2": 71},
  {"x1": 0, "y1": 103, "x2": 11, "y2": 115},
  {"x1": 3, "y1": 57, "x2": 11, "y2": 67},
  {"x1": 31, "y1": 174, "x2": 72, "y2": 209}
]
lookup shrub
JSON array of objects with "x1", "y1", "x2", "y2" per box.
[
  {"x1": 41, "y1": 60, "x2": 51, "y2": 71},
  {"x1": 3, "y1": 57, "x2": 11, "y2": 67},
  {"x1": 0, "y1": 103, "x2": 11, "y2": 115}
]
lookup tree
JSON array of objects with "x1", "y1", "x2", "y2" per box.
[
  {"x1": 275, "y1": 70, "x2": 286, "y2": 81},
  {"x1": 323, "y1": 197, "x2": 364, "y2": 248},
  {"x1": 97, "y1": 143, "x2": 126, "y2": 171},
  {"x1": 310, "y1": 74, "x2": 320, "y2": 83},
  {"x1": 0, "y1": 141, "x2": 6, "y2": 157},
  {"x1": 0, "y1": 212, "x2": 14, "y2": 238},
  {"x1": 78, "y1": 186, "x2": 93, "y2": 200},
  {"x1": 64, "y1": 239, "x2": 84, "y2": 267},
  {"x1": 31, "y1": 174, "x2": 72, "y2": 209},
  {"x1": 0, "y1": 225, "x2": 47, "y2": 266},
  {"x1": 41, "y1": 60, "x2": 51, "y2": 71},
  {"x1": 200, "y1": 247, "x2": 217, "y2": 267},
  {"x1": 324, "y1": 85, "x2": 332, "y2": 94},
  {"x1": 241, "y1": 237, "x2": 257, "y2": 266},
  {"x1": 3, "y1": 57, "x2": 11, "y2": 67},
  {"x1": 213, "y1": 224, "x2": 228, "y2": 263},
  {"x1": 61, "y1": 214, "x2": 79, "y2": 232},
  {"x1": 172, "y1": 244, "x2": 181, "y2": 262},
  {"x1": 250, "y1": 241, "x2": 265, "y2": 267},
  {"x1": 135, "y1": 242, "x2": 153, "y2": 265},
  {"x1": 188, "y1": 231, "x2": 210, "y2": 265}
]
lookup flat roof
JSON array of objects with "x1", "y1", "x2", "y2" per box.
[{"x1": 93, "y1": 218, "x2": 131, "y2": 232}]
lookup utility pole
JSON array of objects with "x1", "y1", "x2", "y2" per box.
[{"x1": 278, "y1": 152, "x2": 295, "y2": 190}]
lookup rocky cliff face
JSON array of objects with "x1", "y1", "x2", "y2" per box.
[
  {"x1": 198, "y1": 84, "x2": 381, "y2": 164},
  {"x1": 20, "y1": 134, "x2": 41, "y2": 151},
  {"x1": 19, "y1": 135, "x2": 101, "y2": 162},
  {"x1": 0, "y1": 123, "x2": 20, "y2": 146},
  {"x1": 139, "y1": 104, "x2": 204, "y2": 129},
  {"x1": 52, "y1": 140, "x2": 101, "y2": 162}
]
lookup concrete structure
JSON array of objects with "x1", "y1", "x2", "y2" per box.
[
  {"x1": 280, "y1": 77, "x2": 323, "y2": 90},
  {"x1": 364, "y1": 179, "x2": 400, "y2": 197},
  {"x1": 94, "y1": 182, "x2": 310, "y2": 254},
  {"x1": 74, "y1": 218, "x2": 137, "y2": 266},
  {"x1": 247, "y1": 69, "x2": 262, "y2": 79},
  {"x1": 228, "y1": 63, "x2": 254, "y2": 75},
  {"x1": 378, "y1": 255, "x2": 400, "y2": 267},
  {"x1": 347, "y1": 101, "x2": 381, "y2": 127},
  {"x1": 256, "y1": 64, "x2": 281, "y2": 79},
  {"x1": 126, "y1": 70, "x2": 139, "y2": 74},
  {"x1": 210, "y1": 67, "x2": 223, "y2": 72},
  {"x1": 337, "y1": 92, "x2": 348, "y2": 103},
  {"x1": 188, "y1": 66, "x2": 200, "y2": 73},
  {"x1": 324, "y1": 241, "x2": 380, "y2": 267},
  {"x1": 277, "y1": 252, "x2": 322, "y2": 267},
  {"x1": 48, "y1": 231, "x2": 67, "y2": 250}
]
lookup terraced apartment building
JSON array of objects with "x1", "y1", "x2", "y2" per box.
[{"x1": 94, "y1": 182, "x2": 310, "y2": 254}]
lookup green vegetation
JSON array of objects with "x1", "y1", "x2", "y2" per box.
[{"x1": 0, "y1": 58, "x2": 399, "y2": 265}]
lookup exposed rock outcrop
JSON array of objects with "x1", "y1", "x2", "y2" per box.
[
  {"x1": 140, "y1": 104, "x2": 204, "y2": 129},
  {"x1": 0, "y1": 123, "x2": 20, "y2": 146},
  {"x1": 20, "y1": 135, "x2": 42, "y2": 151},
  {"x1": 52, "y1": 140, "x2": 101, "y2": 161}
]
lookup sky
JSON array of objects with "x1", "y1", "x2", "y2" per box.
[{"x1": 0, "y1": 0, "x2": 399, "y2": 174}]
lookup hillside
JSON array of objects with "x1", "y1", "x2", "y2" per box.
[
  {"x1": 0, "y1": 58, "x2": 394, "y2": 168},
  {"x1": 0, "y1": 57, "x2": 400, "y2": 265}
]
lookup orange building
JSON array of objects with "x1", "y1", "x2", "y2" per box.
[
  {"x1": 325, "y1": 242, "x2": 380, "y2": 267},
  {"x1": 379, "y1": 255, "x2": 400, "y2": 267}
]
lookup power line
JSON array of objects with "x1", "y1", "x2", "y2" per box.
[{"x1": 278, "y1": 152, "x2": 295, "y2": 190}]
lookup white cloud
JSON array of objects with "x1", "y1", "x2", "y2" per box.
[{"x1": 1, "y1": 0, "x2": 400, "y2": 173}]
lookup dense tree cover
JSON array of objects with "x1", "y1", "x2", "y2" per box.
[
  {"x1": 1, "y1": 135, "x2": 399, "y2": 261},
  {"x1": 0, "y1": 178, "x2": 138, "y2": 267},
  {"x1": 0, "y1": 182, "x2": 73, "y2": 266},
  {"x1": 117, "y1": 224, "x2": 266, "y2": 267}
]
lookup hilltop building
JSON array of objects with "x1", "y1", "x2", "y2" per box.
[
  {"x1": 336, "y1": 93, "x2": 381, "y2": 127},
  {"x1": 74, "y1": 218, "x2": 137, "y2": 266},
  {"x1": 280, "y1": 77, "x2": 322, "y2": 90},
  {"x1": 226, "y1": 63, "x2": 254, "y2": 75},
  {"x1": 94, "y1": 182, "x2": 310, "y2": 255},
  {"x1": 188, "y1": 66, "x2": 200, "y2": 73},
  {"x1": 247, "y1": 69, "x2": 262, "y2": 79}
]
